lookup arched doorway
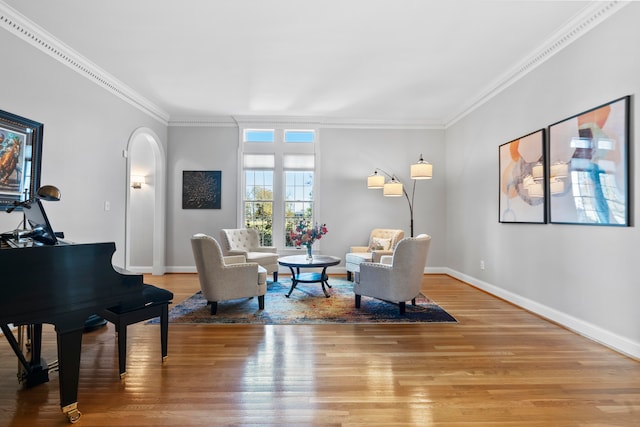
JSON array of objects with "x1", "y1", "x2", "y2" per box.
[{"x1": 125, "y1": 128, "x2": 166, "y2": 275}]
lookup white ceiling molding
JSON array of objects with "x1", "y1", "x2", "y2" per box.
[
  {"x1": 297, "y1": 117, "x2": 444, "y2": 130},
  {"x1": 0, "y1": 0, "x2": 628, "y2": 130},
  {"x1": 233, "y1": 115, "x2": 324, "y2": 129},
  {"x1": 168, "y1": 116, "x2": 238, "y2": 128},
  {"x1": 0, "y1": 1, "x2": 170, "y2": 125},
  {"x1": 164, "y1": 1, "x2": 629, "y2": 131},
  {"x1": 169, "y1": 115, "x2": 444, "y2": 130},
  {"x1": 445, "y1": 0, "x2": 629, "y2": 127}
]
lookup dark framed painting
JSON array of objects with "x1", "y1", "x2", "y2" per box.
[
  {"x1": 499, "y1": 129, "x2": 546, "y2": 223},
  {"x1": 548, "y1": 96, "x2": 630, "y2": 226},
  {"x1": 0, "y1": 110, "x2": 43, "y2": 211},
  {"x1": 182, "y1": 170, "x2": 221, "y2": 209}
]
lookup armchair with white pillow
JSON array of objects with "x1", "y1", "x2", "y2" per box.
[
  {"x1": 345, "y1": 228, "x2": 404, "y2": 281},
  {"x1": 354, "y1": 234, "x2": 431, "y2": 315},
  {"x1": 220, "y1": 228, "x2": 279, "y2": 281}
]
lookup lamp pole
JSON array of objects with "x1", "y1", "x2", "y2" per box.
[
  {"x1": 368, "y1": 155, "x2": 432, "y2": 238},
  {"x1": 407, "y1": 180, "x2": 416, "y2": 238},
  {"x1": 370, "y1": 168, "x2": 416, "y2": 237}
]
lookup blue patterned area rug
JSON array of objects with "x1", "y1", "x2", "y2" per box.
[{"x1": 153, "y1": 278, "x2": 456, "y2": 325}]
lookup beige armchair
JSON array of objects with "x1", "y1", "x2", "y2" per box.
[
  {"x1": 354, "y1": 234, "x2": 431, "y2": 314},
  {"x1": 220, "y1": 228, "x2": 279, "y2": 281},
  {"x1": 345, "y1": 228, "x2": 404, "y2": 281},
  {"x1": 190, "y1": 233, "x2": 267, "y2": 315}
]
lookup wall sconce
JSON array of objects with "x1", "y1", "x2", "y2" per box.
[
  {"x1": 367, "y1": 154, "x2": 433, "y2": 237},
  {"x1": 131, "y1": 175, "x2": 146, "y2": 189}
]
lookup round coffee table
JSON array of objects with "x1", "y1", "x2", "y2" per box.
[{"x1": 277, "y1": 255, "x2": 341, "y2": 298}]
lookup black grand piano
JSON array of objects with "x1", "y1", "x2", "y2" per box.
[{"x1": 0, "y1": 200, "x2": 146, "y2": 423}]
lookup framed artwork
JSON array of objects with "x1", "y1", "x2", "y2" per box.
[
  {"x1": 548, "y1": 96, "x2": 630, "y2": 226},
  {"x1": 182, "y1": 170, "x2": 221, "y2": 209},
  {"x1": 0, "y1": 110, "x2": 43, "y2": 211},
  {"x1": 499, "y1": 129, "x2": 546, "y2": 223}
]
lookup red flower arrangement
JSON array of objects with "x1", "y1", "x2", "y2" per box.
[{"x1": 289, "y1": 219, "x2": 328, "y2": 248}]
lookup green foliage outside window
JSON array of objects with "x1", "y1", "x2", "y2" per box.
[
  {"x1": 245, "y1": 182, "x2": 273, "y2": 246},
  {"x1": 244, "y1": 169, "x2": 315, "y2": 248}
]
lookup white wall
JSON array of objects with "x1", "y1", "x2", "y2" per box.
[
  {"x1": 165, "y1": 125, "x2": 447, "y2": 271},
  {"x1": 445, "y1": 3, "x2": 640, "y2": 358},
  {"x1": 165, "y1": 125, "x2": 239, "y2": 269},
  {"x1": 0, "y1": 30, "x2": 167, "y2": 267},
  {"x1": 319, "y1": 128, "x2": 446, "y2": 267}
]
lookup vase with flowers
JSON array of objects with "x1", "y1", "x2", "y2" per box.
[{"x1": 289, "y1": 219, "x2": 328, "y2": 261}]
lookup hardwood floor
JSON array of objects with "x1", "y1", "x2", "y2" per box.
[{"x1": 1, "y1": 274, "x2": 639, "y2": 426}]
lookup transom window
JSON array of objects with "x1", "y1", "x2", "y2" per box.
[{"x1": 244, "y1": 129, "x2": 275, "y2": 143}]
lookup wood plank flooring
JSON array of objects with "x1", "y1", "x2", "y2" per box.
[{"x1": 1, "y1": 274, "x2": 639, "y2": 426}]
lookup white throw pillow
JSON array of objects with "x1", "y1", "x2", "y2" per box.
[{"x1": 371, "y1": 237, "x2": 391, "y2": 251}]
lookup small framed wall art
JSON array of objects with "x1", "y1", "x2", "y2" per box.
[
  {"x1": 182, "y1": 170, "x2": 221, "y2": 209},
  {"x1": 548, "y1": 96, "x2": 630, "y2": 226},
  {"x1": 499, "y1": 129, "x2": 546, "y2": 223},
  {"x1": 0, "y1": 110, "x2": 43, "y2": 211}
]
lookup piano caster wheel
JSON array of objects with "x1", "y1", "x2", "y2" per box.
[
  {"x1": 67, "y1": 409, "x2": 81, "y2": 423},
  {"x1": 63, "y1": 403, "x2": 81, "y2": 423}
]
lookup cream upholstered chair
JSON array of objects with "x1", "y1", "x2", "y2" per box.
[
  {"x1": 345, "y1": 228, "x2": 404, "y2": 281},
  {"x1": 190, "y1": 233, "x2": 267, "y2": 315},
  {"x1": 354, "y1": 234, "x2": 431, "y2": 315},
  {"x1": 220, "y1": 228, "x2": 279, "y2": 281}
]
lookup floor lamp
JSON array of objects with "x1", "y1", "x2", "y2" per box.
[{"x1": 367, "y1": 154, "x2": 432, "y2": 237}]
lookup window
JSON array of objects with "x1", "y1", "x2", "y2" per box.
[
  {"x1": 284, "y1": 154, "x2": 315, "y2": 246},
  {"x1": 241, "y1": 127, "x2": 317, "y2": 250},
  {"x1": 243, "y1": 154, "x2": 274, "y2": 245},
  {"x1": 244, "y1": 129, "x2": 275, "y2": 143},
  {"x1": 244, "y1": 180, "x2": 274, "y2": 246},
  {"x1": 285, "y1": 130, "x2": 315, "y2": 143}
]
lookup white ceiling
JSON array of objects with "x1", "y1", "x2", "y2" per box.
[{"x1": 1, "y1": 1, "x2": 621, "y2": 126}]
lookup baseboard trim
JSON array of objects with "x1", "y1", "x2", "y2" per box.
[{"x1": 445, "y1": 268, "x2": 640, "y2": 360}]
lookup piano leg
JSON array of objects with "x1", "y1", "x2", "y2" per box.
[
  {"x1": 25, "y1": 324, "x2": 51, "y2": 388},
  {"x1": 0, "y1": 323, "x2": 49, "y2": 387},
  {"x1": 55, "y1": 327, "x2": 83, "y2": 423}
]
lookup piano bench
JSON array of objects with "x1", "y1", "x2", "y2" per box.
[{"x1": 99, "y1": 284, "x2": 174, "y2": 379}]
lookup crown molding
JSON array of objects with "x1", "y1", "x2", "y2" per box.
[
  {"x1": 1, "y1": 0, "x2": 440, "y2": 131},
  {"x1": 170, "y1": 115, "x2": 444, "y2": 130},
  {"x1": 168, "y1": 116, "x2": 238, "y2": 128},
  {"x1": 0, "y1": 1, "x2": 170, "y2": 125},
  {"x1": 305, "y1": 117, "x2": 444, "y2": 130},
  {"x1": 445, "y1": 0, "x2": 629, "y2": 127},
  {"x1": 1, "y1": 1, "x2": 627, "y2": 130}
]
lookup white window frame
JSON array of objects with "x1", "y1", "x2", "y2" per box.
[{"x1": 238, "y1": 124, "x2": 319, "y2": 253}]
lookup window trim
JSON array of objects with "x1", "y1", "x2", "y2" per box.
[{"x1": 238, "y1": 124, "x2": 319, "y2": 252}]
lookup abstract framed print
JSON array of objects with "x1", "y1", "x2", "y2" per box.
[
  {"x1": 499, "y1": 129, "x2": 546, "y2": 223},
  {"x1": 182, "y1": 170, "x2": 221, "y2": 209},
  {"x1": 548, "y1": 96, "x2": 630, "y2": 226}
]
